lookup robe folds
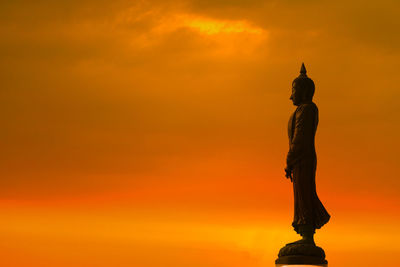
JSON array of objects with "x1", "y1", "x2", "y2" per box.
[{"x1": 287, "y1": 101, "x2": 330, "y2": 234}]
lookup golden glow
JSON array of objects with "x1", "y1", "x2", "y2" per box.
[
  {"x1": 1, "y1": 0, "x2": 400, "y2": 266},
  {"x1": 180, "y1": 15, "x2": 264, "y2": 35},
  {"x1": 0, "y1": 205, "x2": 399, "y2": 266}
]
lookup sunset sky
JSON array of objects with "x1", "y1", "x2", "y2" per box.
[{"x1": 1, "y1": 0, "x2": 400, "y2": 266}]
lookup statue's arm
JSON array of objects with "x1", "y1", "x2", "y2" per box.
[{"x1": 286, "y1": 104, "x2": 314, "y2": 169}]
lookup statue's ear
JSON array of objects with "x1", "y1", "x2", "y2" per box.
[
  {"x1": 297, "y1": 87, "x2": 306, "y2": 101},
  {"x1": 302, "y1": 90, "x2": 309, "y2": 101}
]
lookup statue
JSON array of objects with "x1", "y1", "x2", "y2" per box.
[{"x1": 276, "y1": 63, "x2": 331, "y2": 266}]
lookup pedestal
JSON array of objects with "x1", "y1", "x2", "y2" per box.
[{"x1": 275, "y1": 243, "x2": 327, "y2": 265}]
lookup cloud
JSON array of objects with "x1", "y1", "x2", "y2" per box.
[{"x1": 1, "y1": 0, "x2": 400, "y2": 199}]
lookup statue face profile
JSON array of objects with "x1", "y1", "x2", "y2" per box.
[{"x1": 290, "y1": 81, "x2": 304, "y2": 106}]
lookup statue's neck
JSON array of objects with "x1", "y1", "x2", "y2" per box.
[{"x1": 299, "y1": 100, "x2": 313, "y2": 105}]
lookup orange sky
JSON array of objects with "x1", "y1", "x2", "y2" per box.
[{"x1": 1, "y1": 0, "x2": 400, "y2": 266}]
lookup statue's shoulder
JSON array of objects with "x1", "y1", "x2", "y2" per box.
[
  {"x1": 297, "y1": 102, "x2": 318, "y2": 119},
  {"x1": 299, "y1": 102, "x2": 318, "y2": 112}
]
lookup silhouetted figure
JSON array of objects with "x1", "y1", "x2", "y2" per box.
[{"x1": 276, "y1": 63, "x2": 330, "y2": 266}]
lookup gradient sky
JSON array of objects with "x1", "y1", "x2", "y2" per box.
[{"x1": 1, "y1": 0, "x2": 400, "y2": 266}]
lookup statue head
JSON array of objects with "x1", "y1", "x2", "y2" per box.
[{"x1": 290, "y1": 63, "x2": 315, "y2": 106}]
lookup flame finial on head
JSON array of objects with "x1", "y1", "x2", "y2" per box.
[
  {"x1": 292, "y1": 62, "x2": 315, "y2": 100},
  {"x1": 300, "y1": 62, "x2": 307, "y2": 76}
]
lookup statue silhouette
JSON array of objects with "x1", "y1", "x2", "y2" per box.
[{"x1": 276, "y1": 63, "x2": 330, "y2": 266}]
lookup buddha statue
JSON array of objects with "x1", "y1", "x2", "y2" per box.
[{"x1": 276, "y1": 63, "x2": 330, "y2": 265}]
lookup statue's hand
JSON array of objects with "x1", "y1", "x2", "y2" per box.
[{"x1": 284, "y1": 167, "x2": 293, "y2": 182}]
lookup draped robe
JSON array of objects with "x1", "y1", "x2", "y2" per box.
[{"x1": 287, "y1": 101, "x2": 330, "y2": 233}]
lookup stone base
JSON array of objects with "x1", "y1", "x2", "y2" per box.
[
  {"x1": 275, "y1": 243, "x2": 327, "y2": 265},
  {"x1": 276, "y1": 255, "x2": 327, "y2": 265}
]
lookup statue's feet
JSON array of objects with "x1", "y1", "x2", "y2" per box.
[{"x1": 286, "y1": 238, "x2": 315, "y2": 246}]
